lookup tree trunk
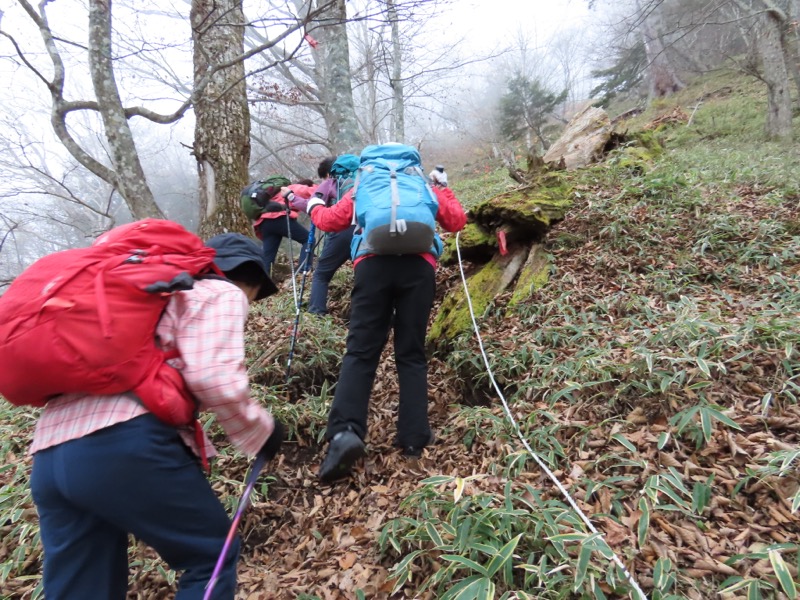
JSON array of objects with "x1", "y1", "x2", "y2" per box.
[
  {"x1": 191, "y1": 0, "x2": 253, "y2": 238},
  {"x1": 637, "y1": 0, "x2": 685, "y2": 99},
  {"x1": 387, "y1": 0, "x2": 405, "y2": 143},
  {"x1": 87, "y1": 0, "x2": 163, "y2": 220},
  {"x1": 757, "y1": 11, "x2": 793, "y2": 140},
  {"x1": 314, "y1": 0, "x2": 361, "y2": 153},
  {"x1": 781, "y1": 0, "x2": 800, "y2": 101}
]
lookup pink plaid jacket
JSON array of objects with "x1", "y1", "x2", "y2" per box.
[{"x1": 30, "y1": 278, "x2": 275, "y2": 460}]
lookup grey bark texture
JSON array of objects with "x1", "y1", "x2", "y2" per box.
[
  {"x1": 780, "y1": 0, "x2": 800, "y2": 101},
  {"x1": 88, "y1": 0, "x2": 163, "y2": 220},
  {"x1": 637, "y1": 0, "x2": 686, "y2": 99},
  {"x1": 314, "y1": 0, "x2": 362, "y2": 153},
  {"x1": 756, "y1": 9, "x2": 794, "y2": 139},
  {"x1": 191, "y1": 0, "x2": 253, "y2": 238},
  {"x1": 387, "y1": 0, "x2": 405, "y2": 142}
]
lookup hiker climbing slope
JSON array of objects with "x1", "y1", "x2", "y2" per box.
[
  {"x1": 307, "y1": 153, "x2": 360, "y2": 315},
  {"x1": 242, "y1": 175, "x2": 316, "y2": 277},
  {"x1": 5, "y1": 226, "x2": 286, "y2": 599},
  {"x1": 301, "y1": 143, "x2": 467, "y2": 483}
]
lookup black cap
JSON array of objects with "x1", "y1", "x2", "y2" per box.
[{"x1": 205, "y1": 233, "x2": 278, "y2": 300}]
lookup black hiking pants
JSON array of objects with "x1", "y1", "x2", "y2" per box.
[{"x1": 326, "y1": 254, "x2": 435, "y2": 449}]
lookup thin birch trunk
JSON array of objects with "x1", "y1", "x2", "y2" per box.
[
  {"x1": 387, "y1": 0, "x2": 405, "y2": 142},
  {"x1": 88, "y1": 0, "x2": 163, "y2": 219},
  {"x1": 314, "y1": 0, "x2": 361, "y2": 153}
]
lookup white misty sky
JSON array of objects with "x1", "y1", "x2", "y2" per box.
[{"x1": 439, "y1": 0, "x2": 592, "y2": 51}]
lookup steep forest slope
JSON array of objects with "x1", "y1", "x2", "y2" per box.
[{"x1": 1, "y1": 71, "x2": 799, "y2": 600}]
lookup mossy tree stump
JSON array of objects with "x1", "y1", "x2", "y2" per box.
[{"x1": 429, "y1": 172, "x2": 572, "y2": 346}]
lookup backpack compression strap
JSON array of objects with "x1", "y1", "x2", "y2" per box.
[{"x1": 389, "y1": 168, "x2": 406, "y2": 236}]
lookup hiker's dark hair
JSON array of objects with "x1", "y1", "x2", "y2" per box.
[
  {"x1": 318, "y1": 156, "x2": 336, "y2": 179},
  {"x1": 295, "y1": 178, "x2": 314, "y2": 186},
  {"x1": 224, "y1": 262, "x2": 267, "y2": 289}
]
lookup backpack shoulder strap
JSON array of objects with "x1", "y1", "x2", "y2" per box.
[
  {"x1": 414, "y1": 165, "x2": 439, "y2": 205},
  {"x1": 351, "y1": 168, "x2": 365, "y2": 226}
]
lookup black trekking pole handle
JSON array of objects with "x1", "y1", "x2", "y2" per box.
[{"x1": 282, "y1": 189, "x2": 295, "y2": 210}]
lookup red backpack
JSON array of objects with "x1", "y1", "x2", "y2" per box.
[{"x1": 0, "y1": 219, "x2": 221, "y2": 428}]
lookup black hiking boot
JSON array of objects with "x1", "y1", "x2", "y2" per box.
[
  {"x1": 318, "y1": 429, "x2": 366, "y2": 483},
  {"x1": 394, "y1": 432, "x2": 435, "y2": 458}
]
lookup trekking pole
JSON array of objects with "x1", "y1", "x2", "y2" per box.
[
  {"x1": 296, "y1": 222, "x2": 316, "y2": 303},
  {"x1": 203, "y1": 452, "x2": 268, "y2": 600},
  {"x1": 285, "y1": 223, "x2": 317, "y2": 383},
  {"x1": 295, "y1": 223, "x2": 317, "y2": 275},
  {"x1": 282, "y1": 192, "x2": 299, "y2": 311}
]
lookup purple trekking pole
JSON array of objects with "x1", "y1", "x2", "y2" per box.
[{"x1": 203, "y1": 453, "x2": 268, "y2": 600}]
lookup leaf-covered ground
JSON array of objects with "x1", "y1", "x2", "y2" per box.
[
  {"x1": 130, "y1": 165, "x2": 800, "y2": 598},
  {"x1": 217, "y1": 158, "x2": 800, "y2": 599}
]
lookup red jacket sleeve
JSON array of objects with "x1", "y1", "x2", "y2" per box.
[
  {"x1": 288, "y1": 184, "x2": 315, "y2": 199},
  {"x1": 310, "y1": 191, "x2": 355, "y2": 232},
  {"x1": 434, "y1": 187, "x2": 467, "y2": 232}
]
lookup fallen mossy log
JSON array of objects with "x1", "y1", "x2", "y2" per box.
[
  {"x1": 440, "y1": 172, "x2": 572, "y2": 265},
  {"x1": 428, "y1": 118, "x2": 664, "y2": 349},
  {"x1": 429, "y1": 242, "x2": 550, "y2": 344},
  {"x1": 430, "y1": 173, "x2": 572, "y2": 346}
]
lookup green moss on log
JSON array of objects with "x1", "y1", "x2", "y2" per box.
[
  {"x1": 439, "y1": 222, "x2": 497, "y2": 265},
  {"x1": 631, "y1": 130, "x2": 663, "y2": 155},
  {"x1": 428, "y1": 259, "x2": 506, "y2": 343},
  {"x1": 470, "y1": 173, "x2": 572, "y2": 242},
  {"x1": 509, "y1": 245, "x2": 550, "y2": 307}
]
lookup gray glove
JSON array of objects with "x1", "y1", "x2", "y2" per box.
[{"x1": 429, "y1": 168, "x2": 448, "y2": 187}]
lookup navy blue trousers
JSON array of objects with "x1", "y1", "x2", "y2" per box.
[
  {"x1": 308, "y1": 225, "x2": 355, "y2": 314},
  {"x1": 326, "y1": 254, "x2": 435, "y2": 448},
  {"x1": 259, "y1": 216, "x2": 310, "y2": 276},
  {"x1": 30, "y1": 414, "x2": 238, "y2": 600}
]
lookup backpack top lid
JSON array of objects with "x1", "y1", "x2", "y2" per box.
[
  {"x1": 240, "y1": 175, "x2": 292, "y2": 219},
  {"x1": 329, "y1": 154, "x2": 360, "y2": 203},
  {"x1": 359, "y1": 143, "x2": 422, "y2": 171},
  {"x1": 331, "y1": 154, "x2": 359, "y2": 176},
  {"x1": 330, "y1": 154, "x2": 360, "y2": 178},
  {"x1": 259, "y1": 174, "x2": 291, "y2": 188}
]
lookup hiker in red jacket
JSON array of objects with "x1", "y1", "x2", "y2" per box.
[
  {"x1": 29, "y1": 233, "x2": 285, "y2": 599},
  {"x1": 296, "y1": 152, "x2": 467, "y2": 483},
  {"x1": 253, "y1": 182, "x2": 316, "y2": 276}
]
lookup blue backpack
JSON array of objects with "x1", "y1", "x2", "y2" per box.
[{"x1": 350, "y1": 144, "x2": 441, "y2": 260}]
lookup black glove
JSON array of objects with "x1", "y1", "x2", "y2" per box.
[{"x1": 258, "y1": 419, "x2": 285, "y2": 462}]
